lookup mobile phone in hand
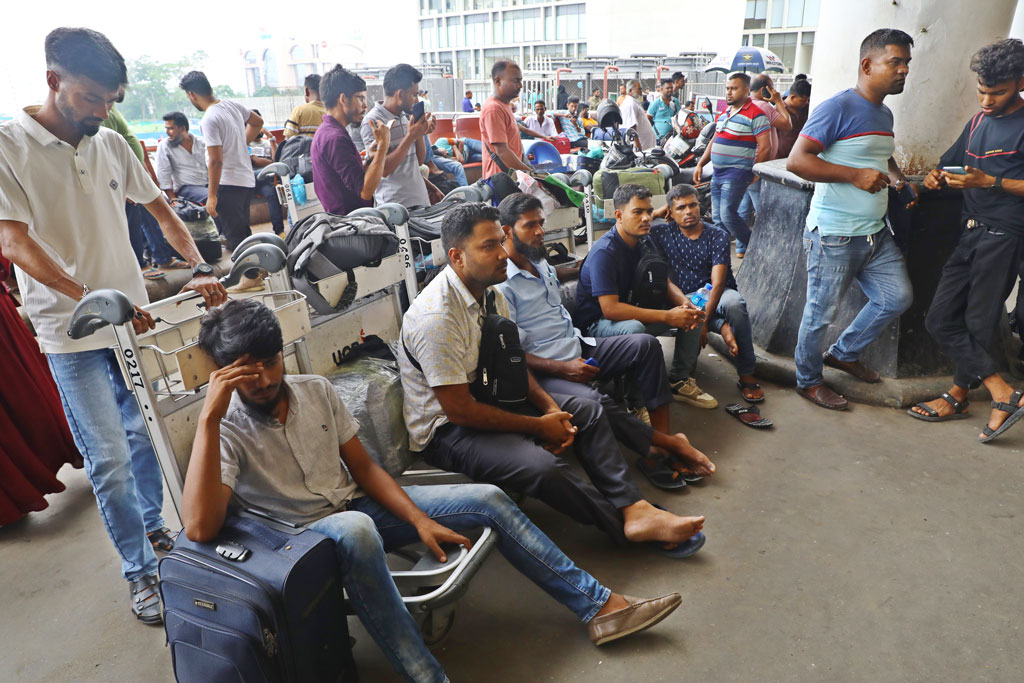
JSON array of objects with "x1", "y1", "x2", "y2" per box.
[
  {"x1": 584, "y1": 357, "x2": 599, "y2": 367},
  {"x1": 942, "y1": 166, "x2": 967, "y2": 175},
  {"x1": 411, "y1": 101, "x2": 426, "y2": 122}
]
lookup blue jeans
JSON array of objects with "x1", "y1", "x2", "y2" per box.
[
  {"x1": 710, "y1": 172, "x2": 753, "y2": 255},
  {"x1": 433, "y1": 157, "x2": 468, "y2": 187},
  {"x1": 795, "y1": 228, "x2": 913, "y2": 388},
  {"x1": 47, "y1": 349, "x2": 164, "y2": 581},
  {"x1": 254, "y1": 172, "x2": 285, "y2": 234},
  {"x1": 462, "y1": 137, "x2": 483, "y2": 164},
  {"x1": 126, "y1": 201, "x2": 177, "y2": 266},
  {"x1": 587, "y1": 318, "x2": 701, "y2": 383},
  {"x1": 708, "y1": 288, "x2": 756, "y2": 376},
  {"x1": 738, "y1": 177, "x2": 761, "y2": 229},
  {"x1": 177, "y1": 184, "x2": 209, "y2": 205},
  {"x1": 309, "y1": 483, "x2": 609, "y2": 683}
]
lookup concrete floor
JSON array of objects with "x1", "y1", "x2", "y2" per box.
[{"x1": 5, "y1": 347, "x2": 1024, "y2": 682}]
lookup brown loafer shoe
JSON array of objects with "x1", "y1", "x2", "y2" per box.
[
  {"x1": 823, "y1": 352, "x2": 880, "y2": 383},
  {"x1": 588, "y1": 593, "x2": 681, "y2": 646},
  {"x1": 798, "y1": 383, "x2": 849, "y2": 410}
]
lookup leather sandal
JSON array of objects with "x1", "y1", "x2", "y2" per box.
[
  {"x1": 129, "y1": 574, "x2": 163, "y2": 625},
  {"x1": 147, "y1": 527, "x2": 175, "y2": 553}
]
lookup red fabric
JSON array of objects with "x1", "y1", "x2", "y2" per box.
[{"x1": 0, "y1": 255, "x2": 82, "y2": 525}]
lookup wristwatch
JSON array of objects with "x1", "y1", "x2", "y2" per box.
[
  {"x1": 192, "y1": 263, "x2": 215, "y2": 278},
  {"x1": 993, "y1": 176, "x2": 1004, "y2": 191}
]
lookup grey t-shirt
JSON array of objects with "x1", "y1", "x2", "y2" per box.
[
  {"x1": 200, "y1": 99, "x2": 255, "y2": 188},
  {"x1": 219, "y1": 375, "x2": 360, "y2": 525},
  {"x1": 360, "y1": 103, "x2": 429, "y2": 208}
]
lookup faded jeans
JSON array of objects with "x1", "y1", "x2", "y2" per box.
[
  {"x1": 47, "y1": 348, "x2": 164, "y2": 581},
  {"x1": 310, "y1": 483, "x2": 609, "y2": 683},
  {"x1": 710, "y1": 172, "x2": 753, "y2": 255},
  {"x1": 708, "y1": 288, "x2": 757, "y2": 376},
  {"x1": 738, "y1": 177, "x2": 761, "y2": 230},
  {"x1": 795, "y1": 227, "x2": 913, "y2": 388}
]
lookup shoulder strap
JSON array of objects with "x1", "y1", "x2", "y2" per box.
[
  {"x1": 483, "y1": 139, "x2": 511, "y2": 174},
  {"x1": 485, "y1": 289, "x2": 497, "y2": 316}
]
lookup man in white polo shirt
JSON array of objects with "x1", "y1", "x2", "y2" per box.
[
  {"x1": 0, "y1": 28, "x2": 226, "y2": 625},
  {"x1": 180, "y1": 70, "x2": 263, "y2": 250}
]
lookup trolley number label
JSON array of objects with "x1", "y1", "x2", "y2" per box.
[{"x1": 122, "y1": 348, "x2": 145, "y2": 389}]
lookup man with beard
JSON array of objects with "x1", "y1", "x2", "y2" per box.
[
  {"x1": 909, "y1": 39, "x2": 1024, "y2": 442},
  {"x1": 311, "y1": 65, "x2": 391, "y2": 216},
  {"x1": 0, "y1": 27, "x2": 226, "y2": 624},
  {"x1": 184, "y1": 298, "x2": 685, "y2": 681},
  {"x1": 156, "y1": 111, "x2": 210, "y2": 204},
  {"x1": 360, "y1": 63, "x2": 435, "y2": 208},
  {"x1": 495, "y1": 193, "x2": 716, "y2": 490},
  {"x1": 787, "y1": 29, "x2": 917, "y2": 411},
  {"x1": 179, "y1": 70, "x2": 263, "y2": 251},
  {"x1": 398, "y1": 202, "x2": 710, "y2": 556}
]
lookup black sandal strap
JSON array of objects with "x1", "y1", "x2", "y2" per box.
[
  {"x1": 939, "y1": 392, "x2": 967, "y2": 411},
  {"x1": 913, "y1": 402, "x2": 940, "y2": 417}
]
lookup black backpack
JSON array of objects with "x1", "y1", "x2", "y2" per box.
[
  {"x1": 171, "y1": 198, "x2": 208, "y2": 222},
  {"x1": 629, "y1": 237, "x2": 670, "y2": 310},
  {"x1": 275, "y1": 135, "x2": 314, "y2": 182},
  {"x1": 404, "y1": 288, "x2": 528, "y2": 407}
]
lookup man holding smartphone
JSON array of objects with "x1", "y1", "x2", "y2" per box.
[
  {"x1": 909, "y1": 39, "x2": 1024, "y2": 442},
  {"x1": 360, "y1": 63, "x2": 434, "y2": 208}
]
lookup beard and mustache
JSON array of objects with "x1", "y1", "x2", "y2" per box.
[{"x1": 512, "y1": 232, "x2": 547, "y2": 262}]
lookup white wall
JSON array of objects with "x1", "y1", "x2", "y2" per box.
[{"x1": 586, "y1": 0, "x2": 746, "y2": 58}]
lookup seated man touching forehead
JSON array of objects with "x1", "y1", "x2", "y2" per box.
[{"x1": 182, "y1": 299, "x2": 683, "y2": 683}]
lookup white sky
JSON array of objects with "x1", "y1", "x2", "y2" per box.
[{"x1": 0, "y1": 0, "x2": 419, "y2": 117}]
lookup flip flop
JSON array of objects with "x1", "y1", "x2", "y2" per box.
[
  {"x1": 980, "y1": 390, "x2": 1024, "y2": 443},
  {"x1": 737, "y1": 380, "x2": 765, "y2": 403},
  {"x1": 142, "y1": 267, "x2": 165, "y2": 280},
  {"x1": 725, "y1": 403, "x2": 773, "y2": 428},
  {"x1": 651, "y1": 531, "x2": 706, "y2": 559},
  {"x1": 906, "y1": 392, "x2": 969, "y2": 422},
  {"x1": 635, "y1": 454, "x2": 686, "y2": 490},
  {"x1": 662, "y1": 454, "x2": 705, "y2": 483}
]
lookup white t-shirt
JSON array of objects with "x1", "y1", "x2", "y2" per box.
[
  {"x1": 523, "y1": 114, "x2": 557, "y2": 137},
  {"x1": 200, "y1": 100, "x2": 255, "y2": 188},
  {"x1": 619, "y1": 96, "x2": 657, "y2": 150},
  {"x1": 0, "y1": 108, "x2": 160, "y2": 353}
]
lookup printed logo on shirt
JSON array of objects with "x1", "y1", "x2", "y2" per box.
[
  {"x1": 109, "y1": 179, "x2": 119, "y2": 190},
  {"x1": 322, "y1": 424, "x2": 328, "y2": 431}
]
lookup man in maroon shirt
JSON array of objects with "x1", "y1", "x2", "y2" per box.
[{"x1": 311, "y1": 65, "x2": 390, "y2": 215}]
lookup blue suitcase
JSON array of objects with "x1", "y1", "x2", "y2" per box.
[{"x1": 159, "y1": 515, "x2": 358, "y2": 683}]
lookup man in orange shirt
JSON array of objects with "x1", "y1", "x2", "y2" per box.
[{"x1": 480, "y1": 60, "x2": 533, "y2": 178}]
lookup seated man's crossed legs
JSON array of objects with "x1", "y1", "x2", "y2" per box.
[
  {"x1": 426, "y1": 391, "x2": 706, "y2": 552},
  {"x1": 707, "y1": 288, "x2": 762, "y2": 401}
]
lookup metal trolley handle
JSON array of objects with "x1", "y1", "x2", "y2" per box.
[{"x1": 67, "y1": 243, "x2": 289, "y2": 339}]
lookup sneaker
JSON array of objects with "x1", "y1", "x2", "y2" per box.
[
  {"x1": 670, "y1": 378, "x2": 718, "y2": 409},
  {"x1": 129, "y1": 573, "x2": 163, "y2": 625},
  {"x1": 629, "y1": 406, "x2": 651, "y2": 426}
]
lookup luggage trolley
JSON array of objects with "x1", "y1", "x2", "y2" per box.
[{"x1": 67, "y1": 240, "x2": 496, "y2": 643}]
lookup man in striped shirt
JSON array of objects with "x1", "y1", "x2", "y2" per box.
[{"x1": 694, "y1": 72, "x2": 770, "y2": 257}]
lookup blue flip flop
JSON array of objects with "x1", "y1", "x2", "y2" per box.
[{"x1": 651, "y1": 531, "x2": 706, "y2": 559}]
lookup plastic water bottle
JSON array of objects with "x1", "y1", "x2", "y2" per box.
[
  {"x1": 689, "y1": 283, "x2": 712, "y2": 308},
  {"x1": 290, "y1": 174, "x2": 307, "y2": 205}
]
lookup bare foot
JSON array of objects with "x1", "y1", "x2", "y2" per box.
[
  {"x1": 663, "y1": 433, "x2": 716, "y2": 476},
  {"x1": 909, "y1": 386, "x2": 967, "y2": 419},
  {"x1": 595, "y1": 592, "x2": 630, "y2": 618},
  {"x1": 622, "y1": 500, "x2": 705, "y2": 544},
  {"x1": 720, "y1": 322, "x2": 739, "y2": 357},
  {"x1": 982, "y1": 387, "x2": 1024, "y2": 438}
]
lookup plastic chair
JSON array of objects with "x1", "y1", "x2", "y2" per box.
[
  {"x1": 454, "y1": 115, "x2": 482, "y2": 143},
  {"x1": 429, "y1": 118, "x2": 455, "y2": 144}
]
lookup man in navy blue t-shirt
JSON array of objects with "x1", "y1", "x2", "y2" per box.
[
  {"x1": 909, "y1": 39, "x2": 1024, "y2": 443},
  {"x1": 575, "y1": 184, "x2": 713, "y2": 408},
  {"x1": 650, "y1": 184, "x2": 763, "y2": 402}
]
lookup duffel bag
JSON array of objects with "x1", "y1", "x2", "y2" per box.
[{"x1": 593, "y1": 168, "x2": 667, "y2": 203}]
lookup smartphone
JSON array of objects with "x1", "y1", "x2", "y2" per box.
[
  {"x1": 584, "y1": 357, "x2": 599, "y2": 367},
  {"x1": 411, "y1": 101, "x2": 426, "y2": 123},
  {"x1": 385, "y1": 119, "x2": 396, "y2": 129},
  {"x1": 942, "y1": 166, "x2": 967, "y2": 175},
  {"x1": 761, "y1": 86, "x2": 772, "y2": 99}
]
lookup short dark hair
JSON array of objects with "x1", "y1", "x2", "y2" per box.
[
  {"x1": 661, "y1": 78, "x2": 673, "y2": 87},
  {"x1": 666, "y1": 183, "x2": 699, "y2": 206},
  {"x1": 860, "y1": 28, "x2": 914, "y2": 60},
  {"x1": 790, "y1": 78, "x2": 812, "y2": 98},
  {"x1": 535, "y1": 99, "x2": 546, "y2": 107},
  {"x1": 162, "y1": 111, "x2": 189, "y2": 131},
  {"x1": 498, "y1": 192, "x2": 543, "y2": 228},
  {"x1": 320, "y1": 64, "x2": 366, "y2": 108},
  {"x1": 794, "y1": 73, "x2": 808, "y2": 80},
  {"x1": 492, "y1": 60, "x2": 517, "y2": 80},
  {"x1": 612, "y1": 183, "x2": 653, "y2": 210},
  {"x1": 179, "y1": 70, "x2": 213, "y2": 97},
  {"x1": 970, "y1": 38, "x2": 1024, "y2": 87},
  {"x1": 304, "y1": 73, "x2": 321, "y2": 96},
  {"x1": 567, "y1": 95, "x2": 580, "y2": 105},
  {"x1": 465, "y1": 89, "x2": 472, "y2": 96},
  {"x1": 383, "y1": 63, "x2": 422, "y2": 96},
  {"x1": 198, "y1": 299, "x2": 284, "y2": 368},
  {"x1": 672, "y1": 72, "x2": 684, "y2": 81},
  {"x1": 45, "y1": 27, "x2": 127, "y2": 89},
  {"x1": 727, "y1": 72, "x2": 751, "y2": 86},
  {"x1": 750, "y1": 74, "x2": 770, "y2": 92},
  {"x1": 441, "y1": 202, "x2": 501, "y2": 253}
]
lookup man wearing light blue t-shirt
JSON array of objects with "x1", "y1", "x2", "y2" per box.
[{"x1": 787, "y1": 29, "x2": 918, "y2": 411}]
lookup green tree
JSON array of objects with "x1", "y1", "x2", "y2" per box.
[{"x1": 120, "y1": 51, "x2": 228, "y2": 122}]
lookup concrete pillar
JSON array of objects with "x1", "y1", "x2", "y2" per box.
[{"x1": 809, "y1": 0, "x2": 1018, "y2": 173}]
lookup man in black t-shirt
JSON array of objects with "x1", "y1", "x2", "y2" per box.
[{"x1": 909, "y1": 39, "x2": 1024, "y2": 443}]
